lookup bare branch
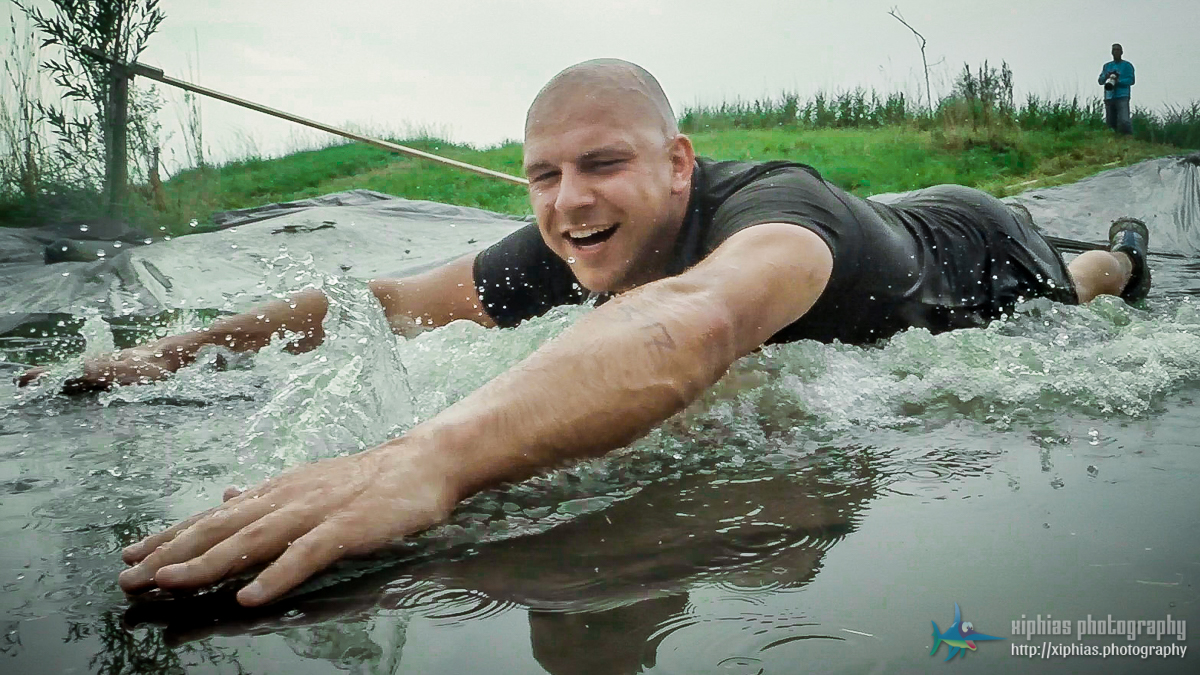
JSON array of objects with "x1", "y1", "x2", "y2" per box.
[{"x1": 888, "y1": 7, "x2": 934, "y2": 113}]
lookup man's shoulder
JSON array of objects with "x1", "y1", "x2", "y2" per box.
[
  {"x1": 695, "y1": 156, "x2": 823, "y2": 201},
  {"x1": 697, "y1": 156, "x2": 819, "y2": 176}
]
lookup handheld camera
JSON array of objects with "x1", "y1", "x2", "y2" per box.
[{"x1": 1104, "y1": 72, "x2": 1119, "y2": 91}]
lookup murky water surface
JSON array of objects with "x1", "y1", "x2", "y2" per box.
[{"x1": 2, "y1": 252, "x2": 1198, "y2": 674}]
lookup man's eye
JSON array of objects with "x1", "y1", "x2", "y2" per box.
[
  {"x1": 590, "y1": 159, "x2": 625, "y2": 170},
  {"x1": 531, "y1": 171, "x2": 559, "y2": 184}
]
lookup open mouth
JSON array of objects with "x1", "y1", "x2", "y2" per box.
[{"x1": 565, "y1": 223, "x2": 619, "y2": 248}]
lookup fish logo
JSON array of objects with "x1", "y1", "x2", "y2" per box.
[{"x1": 930, "y1": 603, "x2": 1005, "y2": 661}]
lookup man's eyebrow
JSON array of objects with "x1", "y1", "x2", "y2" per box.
[
  {"x1": 579, "y1": 144, "x2": 635, "y2": 161},
  {"x1": 523, "y1": 160, "x2": 555, "y2": 176}
]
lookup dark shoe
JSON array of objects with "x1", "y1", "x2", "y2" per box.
[{"x1": 1108, "y1": 217, "x2": 1150, "y2": 303}]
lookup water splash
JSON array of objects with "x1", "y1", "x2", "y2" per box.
[
  {"x1": 10, "y1": 262, "x2": 1200, "y2": 607},
  {"x1": 79, "y1": 311, "x2": 114, "y2": 359},
  {"x1": 231, "y1": 262, "x2": 415, "y2": 478}
]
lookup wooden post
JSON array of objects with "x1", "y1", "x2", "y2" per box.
[{"x1": 104, "y1": 63, "x2": 130, "y2": 219}]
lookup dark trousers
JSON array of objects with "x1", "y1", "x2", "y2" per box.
[{"x1": 1105, "y1": 97, "x2": 1132, "y2": 135}]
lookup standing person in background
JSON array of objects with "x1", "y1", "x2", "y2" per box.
[{"x1": 1098, "y1": 43, "x2": 1135, "y2": 135}]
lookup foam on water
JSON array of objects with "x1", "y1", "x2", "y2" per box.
[{"x1": 60, "y1": 281, "x2": 1200, "y2": 507}]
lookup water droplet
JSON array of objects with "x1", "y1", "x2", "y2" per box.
[
  {"x1": 189, "y1": 219, "x2": 198, "y2": 228},
  {"x1": 566, "y1": 256, "x2": 577, "y2": 264},
  {"x1": 79, "y1": 224, "x2": 89, "y2": 232},
  {"x1": 112, "y1": 241, "x2": 122, "y2": 248},
  {"x1": 95, "y1": 250, "x2": 106, "y2": 258}
]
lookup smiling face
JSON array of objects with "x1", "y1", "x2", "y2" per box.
[{"x1": 523, "y1": 61, "x2": 695, "y2": 293}]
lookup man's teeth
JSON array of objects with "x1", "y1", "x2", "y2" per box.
[{"x1": 567, "y1": 224, "x2": 617, "y2": 239}]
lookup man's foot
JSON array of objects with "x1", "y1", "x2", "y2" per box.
[{"x1": 1108, "y1": 217, "x2": 1151, "y2": 303}]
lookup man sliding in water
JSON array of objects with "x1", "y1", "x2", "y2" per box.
[{"x1": 20, "y1": 59, "x2": 1151, "y2": 606}]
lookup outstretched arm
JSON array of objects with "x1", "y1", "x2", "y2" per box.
[
  {"x1": 17, "y1": 254, "x2": 492, "y2": 391},
  {"x1": 117, "y1": 223, "x2": 833, "y2": 606}
]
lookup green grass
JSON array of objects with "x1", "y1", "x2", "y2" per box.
[
  {"x1": 686, "y1": 124, "x2": 1174, "y2": 198},
  {"x1": 143, "y1": 138, "x2": 530, "y2": 234},
  {"x1": 109, "y1": 123, "x2": 1181, "y2": 236}
]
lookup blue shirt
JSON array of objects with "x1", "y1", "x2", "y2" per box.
[{"x1": 1098, "y1": 60, "x2": 1135, "y2": 100}]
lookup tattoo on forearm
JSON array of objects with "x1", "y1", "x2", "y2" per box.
[
  {"x1": 649, "y1": 323, "x2": 677, "y2": 352},
  {"x1": 608, "y1": 302, "x2": 678, "y2": 353}
]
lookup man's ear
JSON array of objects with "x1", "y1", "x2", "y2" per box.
[{"x1": 667, "y1": 134, "x2": 696, "y2": 194}]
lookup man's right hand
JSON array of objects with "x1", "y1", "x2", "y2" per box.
[{"x1": 17, "y1": 338, "x2": 192, "y2": 394}]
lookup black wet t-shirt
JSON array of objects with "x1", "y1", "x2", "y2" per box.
[{"x1": 473, "y1": 158, "x2": 1076, "y2": 344}]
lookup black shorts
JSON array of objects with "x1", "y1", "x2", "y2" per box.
[{"x1": 894, "y1": 184, "x2": 1080, "y2": 307}]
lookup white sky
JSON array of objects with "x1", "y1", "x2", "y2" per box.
[{"x1": 12, "y1": 0, "x2": 1200, "y2": 170}]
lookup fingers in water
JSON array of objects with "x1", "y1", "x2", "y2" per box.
[
  {"x1": 119, "y1": 493, "x2": 277, "y2": 593},
  {"x1": 16, "y1": 367, "x2": 47, "y2": 387},
  {"x1": 154, "y1": 507, "x2": 316, "y2": 591},
  {"x1": 122, "y1": 483, "x2": 269, "y2": 566},
  {"x1": 236, "y1": 519, "x2": 363, "y2": 607},
  {"x1": 62, "y1": 376, "x2": 109, "y2": 396},
  {"x1": 121, "y1": 507, "x2": 214, "y2": 566}
]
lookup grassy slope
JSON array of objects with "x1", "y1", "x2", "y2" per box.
[{"x1": 138, "y1": 126, "x2": 1176, "y2": 236}]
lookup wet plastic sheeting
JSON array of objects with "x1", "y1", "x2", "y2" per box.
[
  {"x1": 0, "y1": 190, "x2": 527, "y2": 334},
  {"x1": 1005, "y1": 152, "x2": 1200, "y2": 255},
  {"x1": 863, "y1": 153, "x2": 1200, "y2": 258}
]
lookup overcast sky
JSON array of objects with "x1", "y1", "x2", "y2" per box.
[{"x1": 15, "y1": 0, "x2": 1200, "y2": 170}]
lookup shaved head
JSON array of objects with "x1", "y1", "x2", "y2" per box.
[
  {"x1": 525, "y1": 59, "x2": 678, "y2": 142},
  {"x1": 520, "y1": 59, "x2": 695, "y2": 293}
]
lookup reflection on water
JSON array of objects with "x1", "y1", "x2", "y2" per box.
[
  {"x1": 124, "y1": 457, "x2": 873, "y2": 674},
  {"x1": 2, "y1": 252, "x2": 1199, "y2": 674}
]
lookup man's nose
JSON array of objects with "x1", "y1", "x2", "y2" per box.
[{"x1": 554, "y1": 168, "x2": 595, "y2": 213}]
